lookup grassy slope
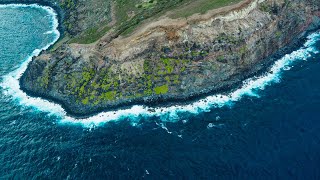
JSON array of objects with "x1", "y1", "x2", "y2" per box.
[
  {"x1": 170, "y1": 0, "x2": 243, "y2": 18},
  {"x1": 69, "y1": 24, "x2": 111, "y2": 44},
  {"x1": 68, "y1": 0, "x2": 242, "y2": 44}
]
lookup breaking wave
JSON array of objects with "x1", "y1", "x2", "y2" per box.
[{"x1": 0, "y1": 4, "x2": 319, "y2": 127}]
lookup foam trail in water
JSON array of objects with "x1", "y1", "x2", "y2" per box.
[{"x1": 0, "y1": 4, "x2": 319, "y2": 127}]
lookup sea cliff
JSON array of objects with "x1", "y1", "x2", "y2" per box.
[{"x1": 7, "y1": 0, "x2": 320, "y2": 116}]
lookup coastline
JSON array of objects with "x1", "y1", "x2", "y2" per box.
[
  {"x1": 17, "y1": 0, "x2": 320, "y2": 118},
  {"x1": 0, "y1": 4, "x2": 65, "y2": 118},
  {"x1": 63, "y1": 30, "x2": 320, "y2": 126},
  {"x1": 19, "y1": 27, "x2": 320, "y2": 119},
  {"x1": 0, "y1": 2, "x2": 319, "y2": 126}
]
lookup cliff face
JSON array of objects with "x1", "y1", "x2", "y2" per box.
[{"x1": 20, "y1": 0, "x2": 320, "y2": 116}]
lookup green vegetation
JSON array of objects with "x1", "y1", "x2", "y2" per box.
[
  {"x1": 60, "y1": 0, "x2": 75, "y2": 9},
  {"x1": 101, "y1": 91, "x2": 117, "y2": 101},
  {"x1": 217, "y1": 33, "x2": 239, "y2": 44},
  {"x1": 69, "y1": 25, "x2": 111, "y2": 44},
  {"x1": 65, "y1": 67, "x2": 96, "y2": 104},
  {"x1": 59, "y1": 0, "x2": 77, "y2": 35},
  {"x1": 65, "y1": 0, "x2": 243, "y2": 44},
  {"x1": 115, "y1": 0, "x2": 234, "y2": 37},
  {"x1": 275, "y1": 31, "x2": 282, "y2": 38},
  {"x1": 50, "y1": 36, "x2": 70, "y2": 52},
  {"x1": 259, "y1": 2, "x2": 272, "y2": 13},
  {"x1": 142, "y1": 57, "x2": 190, "y2": 96},
  {"x1": 239, "y1": 46, "x2": 247, "y2": 55},
  {"x1": 216, "y1": 55, "x2": 226, "y2": 63},
  {"x1": 62, "y1": 56, "x2": 191, "y2": 106},
  {"x1": 82, "y1": 97, "x2": 89, "y2": 105},
  {"x1": 161, "y1": 58, "x2": 174, "y2": 73},
  {"x1": 121, "y1": 24, "x2": 139, "y2": 36},
  {"x1": 136, "y1": 0, "x2": 158, "y2": 8},
  {"x1": 169, "y1": 0, "x2": 243, "y2": 18},
  {"x1": 154, "y1": 84, "x2": 169, "y2": 94},
  {"x1": 57, "y1": 0, "x2": 243, "y2": 105},
  {"x1": 38, "y1": 68, "x2": 51, "y2": 88}
]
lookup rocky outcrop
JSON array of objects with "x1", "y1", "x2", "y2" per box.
[{"x1": 20, "y1": 0, "x2": 320, "y2": 116}]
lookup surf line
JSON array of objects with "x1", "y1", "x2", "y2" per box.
[
  {"x1": 58, "y1": 32, "x2": 320, "y2": 127},
  {"x1": 60, "y1": 32, "x2": 320, "y2": 127},
  {"x1": 1, "y1": 4, "x2": 320, "y2": 127}
]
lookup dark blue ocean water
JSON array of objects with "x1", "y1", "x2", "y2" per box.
[{"x1": 1, "y1": 5, "x2": 320, "y2": 179}]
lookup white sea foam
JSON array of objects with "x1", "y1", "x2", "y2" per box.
[
  {"x1": 0, "y1": 4, "x2": 65, "y2": 116},
  {"x1": 0, "y1": 3, "x2": 56, "y2": 11},
  {"x1": 0, "y1": 4, "x2": 319, "y2": 127},
  {"x1": 44, "y1": 30, "x2": 54, "y2": 35},
  {"x1": 60, "y1": 32, "x2": 320, "y2": 127}
]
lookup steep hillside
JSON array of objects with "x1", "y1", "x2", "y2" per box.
[{"x1": 12, "y1": 0, "x2": 320, "y2": 116}]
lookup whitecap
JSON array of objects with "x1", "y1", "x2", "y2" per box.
[
  {"x1": 283, "y1": 65, "x2": 291, "y2": 71},
  {"x1": 43, "y1": 30, "x2": 54, "y2": 35}
]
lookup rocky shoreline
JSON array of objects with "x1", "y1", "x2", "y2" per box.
[
  {"x1": 14, "y1": 0, "x2": 320, "y2": 118},
  {"x1": 20, "y1": 28, "x2": 318, "y2": 118}
]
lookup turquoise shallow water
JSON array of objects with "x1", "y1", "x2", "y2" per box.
[{"x1": 1, "y1": 4, "x2": 320, "y2": 179}]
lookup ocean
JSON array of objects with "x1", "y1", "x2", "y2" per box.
[{"x1": 0, "y1": 4, "x2": 320, "y2": 179}]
